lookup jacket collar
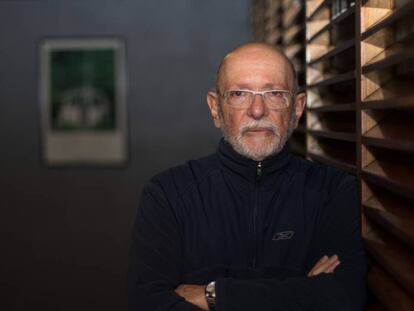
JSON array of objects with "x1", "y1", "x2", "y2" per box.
[{"x1": 217, "y1": 138, "x2": 291, "y2": 183}]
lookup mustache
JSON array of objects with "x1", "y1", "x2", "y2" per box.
[{"x1": 239, "y1": 120, "x2": 279, "y2": 135}]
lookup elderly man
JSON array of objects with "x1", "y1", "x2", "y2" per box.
[{"x1": 128, "y1": 43, "x2": 367, "y2": 311}]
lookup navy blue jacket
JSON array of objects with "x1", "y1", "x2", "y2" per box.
[{"x1": 128, "y1": 139, "x2": 367, "y2": 310}]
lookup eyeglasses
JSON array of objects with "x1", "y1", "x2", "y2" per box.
[{"x1": 218, "y1": 89, "x2": 293, "y2": 110}]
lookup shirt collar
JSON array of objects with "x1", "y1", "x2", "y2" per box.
[{"x1": 217, "y1": 138, "x2": 291, "y2": 182}]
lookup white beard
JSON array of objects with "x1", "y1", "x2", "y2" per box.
[{"x1": 219, "y1": 106, "x2": 296, "y2": 161}]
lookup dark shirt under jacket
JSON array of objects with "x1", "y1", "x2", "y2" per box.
[{"x1": 128, "y1": 139, "x2": 367, "y2": 311}]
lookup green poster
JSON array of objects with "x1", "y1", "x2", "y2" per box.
[
  {"x1": 50, "y1": 49, "x2": 116, "y2": 131},
  {"x1": 40, "y1": 38, "x2": 127, "y2": 166}
]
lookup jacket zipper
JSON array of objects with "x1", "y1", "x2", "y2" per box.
[{"x1": 252, "y1": 161, "x2": 262, "y2": 268}]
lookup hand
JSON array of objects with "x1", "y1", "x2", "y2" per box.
[
  {"x1": 175, "y1": 284, "x2": 209, "y2": 310},
  {"x1": 307, "y1": 254, "x2": 340, "y2": 277}
]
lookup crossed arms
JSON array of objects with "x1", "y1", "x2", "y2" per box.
[
  {"x1": 175, "y1": 254, "x2": 341, "y2": 310},
  {"x1": 128, "y1": 176, "x2": 367, "y2": 311}
]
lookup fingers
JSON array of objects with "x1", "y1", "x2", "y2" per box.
[
  {"x1": 324, "y1": 257, "x2": 340, "y2": 273},
  {"x1": 317, "y1": 255, "x2": 329, "y2": 265},
  {"x1": 318, "y1": 255, "x2": 340, "y2": 274},
  {"x1": 307, "y1": 254, "x2": 341, "y2": 277}
]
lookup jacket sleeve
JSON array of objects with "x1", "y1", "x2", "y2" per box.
[
  {"x1": 127, "y1": 180, "x2": 202, "y2": 311},
  {"x1": 214, "y1": 174, "x2": 367, "y2": 311}
]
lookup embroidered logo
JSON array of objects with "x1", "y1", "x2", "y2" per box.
[{"x1": 272, "y1": 230, "x2": 294, "y2": 241}]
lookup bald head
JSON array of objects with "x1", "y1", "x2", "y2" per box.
[
  {"x1": 215, "y1": 42, "x2": 297, "y2": 94},
  {"x1": 206, "y1": 42, "x2": 307, "y2": 161}
]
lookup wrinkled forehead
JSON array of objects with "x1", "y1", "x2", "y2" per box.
[
  {"x1": 225, "y1": 58, "x2": 290, "y2": 88},
  {"x1": 218, "y1": 49, "x2": 294, "y2": 91}
]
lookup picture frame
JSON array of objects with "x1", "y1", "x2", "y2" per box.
[{"x1": 39, "y1": 38, "x2": 127, "y2": 166}]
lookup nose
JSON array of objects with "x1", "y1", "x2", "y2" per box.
[{"x1": 248, "y1": 93, "x2": 268, "y2": 119}]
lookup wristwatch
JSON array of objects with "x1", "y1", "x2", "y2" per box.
[{"x1": 205, "y1": 281, "x2": 216, "y2": 310}]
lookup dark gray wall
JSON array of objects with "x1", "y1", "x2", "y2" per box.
[{"x1": 0, "y1": 1, "x2": 251, "y2": 309}]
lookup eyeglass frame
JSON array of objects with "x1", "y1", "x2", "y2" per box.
[{"x1": 215, "y1": 88, "x2": 296, "y2": 110}]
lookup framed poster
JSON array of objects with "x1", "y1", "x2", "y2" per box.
[{"x1": 39, "y1": 38, "x2": 127, "y2": 166}]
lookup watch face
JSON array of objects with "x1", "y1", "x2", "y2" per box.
[{"x1": 206, "y1": 281, "x2": 215, "y2": 296}]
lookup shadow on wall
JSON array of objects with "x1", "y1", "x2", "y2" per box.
[{"x1": 0, "y1": 0, "x2": 251, "y2": 310}]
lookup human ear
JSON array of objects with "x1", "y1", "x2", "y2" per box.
[
  {"x1": 293, "y1": 92, "x2": 306, "y2": 128},
  {"x1": 206, "y1": 91, "x2": 222, "y2": 128}
]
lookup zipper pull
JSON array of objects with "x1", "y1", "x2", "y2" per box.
[{"x1": 256, "y1": 162, "x2": 262, "y2": 180}]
